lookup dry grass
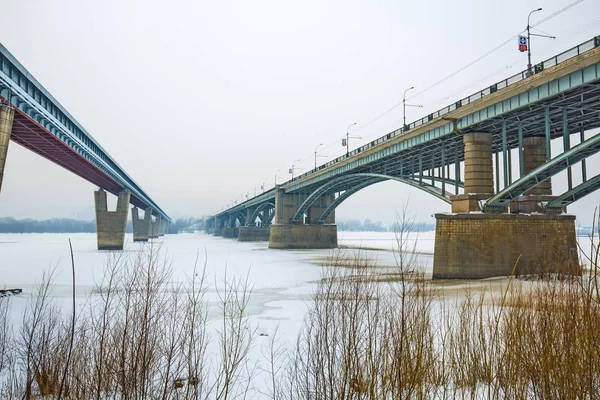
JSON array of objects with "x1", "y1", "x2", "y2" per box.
[
  {"x1": 1, "y1": 207, "x2": 599, "y2": 399},
  {"x1": 0, "y1": 244, "x2": 255, "y2": 399},
  {"x1": 276, "y1": 206, "x2": 600, "y2": 399}
]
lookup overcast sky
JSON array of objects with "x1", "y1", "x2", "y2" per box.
[{"x1": 0, "y1": 0, "x2": 598, "y2": 224}]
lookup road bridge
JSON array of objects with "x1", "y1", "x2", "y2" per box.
[
  {"x1": 0, "y1": 43, "x2": 170, "y2": 249},
  {"x1": 215, "y1": 35, "x2": 600, "y2": 279}
]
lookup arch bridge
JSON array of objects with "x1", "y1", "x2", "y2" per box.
[{"x1": 215, "y1": 36, "x2": 600, "y2": 278}]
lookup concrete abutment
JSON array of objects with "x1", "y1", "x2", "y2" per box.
[{"x1": 95, "y1": 190, "x2": 130, "y2": 250}]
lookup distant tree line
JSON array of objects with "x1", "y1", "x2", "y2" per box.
[
  {"x1": 337, "y1": 218, "x2": 435, "y2": 232},
  {"x1": 0, "y1": 217, "x2": 100, "y2": 233},
  {"x1": 167, "y1": 218, "x2": 204, "y2": 234},
  {"x1": 0, "y1": 217, "x2": 208, "y2": 234}
]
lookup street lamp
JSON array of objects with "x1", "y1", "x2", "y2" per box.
[
  {"x1": 290, "y1": 159, "x2": 302, "y2": 180},
  {"x1": 345, "y1": 122, "x2": 359, "y2": 156},
  {"x1": 314, "y1": 142, "x2": 324, "y2": 170},
  {"x1": 274, "y1": 169, "x2": 281, "y2": 185},
  {"x1": 403, "y1": 86, "x2": 423, "y2": 129},
  {"x1": 526, "y1": 8, "x2": 555, "y2": 77}
]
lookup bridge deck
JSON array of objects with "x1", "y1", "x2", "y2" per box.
[
  {"x1": 0, "y1": 43, "x2": 170, "y2": 220},
  {"x1": 218, "y1": 35, "x2": 600, "y2": 218}
]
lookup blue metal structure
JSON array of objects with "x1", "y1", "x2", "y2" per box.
[
  {"x1": 0, "y1": 43, "x2": 170, "y2": 221},
  {"x1": 216, "y1": 35, "x2": 600, "y2": 227}
]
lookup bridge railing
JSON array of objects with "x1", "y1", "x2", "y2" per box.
[{"x1": 287, "y1": 35, "x2": 600, "y2": 186}]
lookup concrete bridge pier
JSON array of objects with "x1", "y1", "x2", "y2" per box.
[
  {"x1": 222, "y1": 215, "x2": 238, "y2": 238},
  {"x1": 512, "y1": 136, "x2": 555, "y2": 213},
  {"x1": 214, "y1": 216, "x2": 224, "y2": 236},
  {"x1": 131, "y1": 207, "x2": 152, "y2": 242},
  {"x1": 268, "y1": 187, "x2": 337, "y2": 249},
  {"x1": 94, "y1": 189, "x2": 130, "y2": 250},
  {"x1": 449, "y1": 132, "x2": 494, "y2": 213},
  {"x1": 238, "y1": 226, "x2": 270, "y2": 241},
  {"x1": 150, "y1": 216, "x2": 160, "y2": 239},
  {"x1": 222, "y1": 226, "x2": 239, "y2": 238},
  {"x1": 434, "y1": 132, "x2": 577, "y2": 279},
  {"x1": 0, "y1": 105, "x2": 15, "y2": 193},
  {"x1": 158, "y1": 217, "x2": 167, "y2": 236}
]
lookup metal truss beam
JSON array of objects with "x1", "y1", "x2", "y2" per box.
[
  {"x1": 485, "y1": 133, "x2": 600, "y2": 210},
  {"x1": 547, "y1": 173, "x2": 600, "y2": 209}
]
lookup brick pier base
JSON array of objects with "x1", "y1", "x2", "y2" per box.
[
  {"x1": 433, "y1": 213, "x2": 579, "y2": 279},
  {"x1": 269, "y1": 224, "x2": 337, "y2": 249},
  {"x1": 238, "y1": 226, "x2": 270, "y2": 241}
]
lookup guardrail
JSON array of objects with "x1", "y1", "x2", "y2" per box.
[{"x1": 288, "y1": 35, "x2": 600, "y2": 185}]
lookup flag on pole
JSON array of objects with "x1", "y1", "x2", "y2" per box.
[
  {"x1": 289, "y1": 168, "x2": 293, "y2": 174},
  {"x1": 261, "y1": 184, "x2": 264, "y2": 190},
  {"x1": 342, "y1": 138, "x2": 347, "y2": 147},
  {"x1": 518, "y1": 36, "x2": 528, "y2": 52}
]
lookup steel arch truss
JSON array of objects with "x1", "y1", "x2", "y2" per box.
[
  {"x1": 291, "y1": 173, "x2": 452, "y2": 223},
  {"x1": 316, "y1": 178, "x2": 384, "y2": 223},
  {"x1": 249, "y1": 202, "x2": 275, "y2": 225},
  {"x1": 230, "y1": 212, "x2": 246, "y2": 227},
  {"x1": 547, "y1": 173, "x2": 600, "y2": 209},
  {"x1": 484, "y1": 132, "x2": 600, "y2": 210}
]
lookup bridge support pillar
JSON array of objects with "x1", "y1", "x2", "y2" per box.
[
  {"x1": 433, "y1": 213, "x2": 579, "y2": 279},
  {"x1": 222, "y1": 227, "x2": 239, "y2": 238},
  {"x1": 95, "y1": 190, "x2": 130, "y2": 250},
  {"x1": 269, "y1": 224, "x2": 337, "y2": 249},
  {"x1": 512, "y1": 136, "x2": 555, "y2": 213},
  {"x1": 158, "y1": 217, "x2": 166, "y2": 236},
  {"x1": 450, "y1": 133, "x2": 494, "y2": 212},
  {"x1": 214, "y1": 216, "x2": 224, "y2": 236},
  {"x1": 0, "y1": 105, "x2": 15, "y2": 193},
  {"x1": 269, "y1": 187, "x2": 337, "y2": 249},
  {"x1": 238, "y1": 226, "x2": 270, "y2": 241},
  {"x1": 308, "y1": 193, "x2": 335, "y2": 224},
  {"x1": 150, "y1": 216, "x2": 160, "y2": 239},
  {"x1": 131, "y1": 207, "x2": 152, "y2": 242}
]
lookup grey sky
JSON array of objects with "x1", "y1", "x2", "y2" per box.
[{"x1": 0, "y1": 0, "x2": 598, "y2": 224}]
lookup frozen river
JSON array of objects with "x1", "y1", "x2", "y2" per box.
[{"x1": 0, "y1": 230, "x2": 434, "y2": 341}]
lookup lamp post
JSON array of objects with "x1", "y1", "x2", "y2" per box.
[
  {"x1": 403, "y1": 86, "x2": 423, "y2": 129},
  {"x1": 290, "y1": 159, "x2": 301, "y2": 180},
  {"x1": 274, "y1": 169, "x2": 281, "y2": 185},
  {"x1": 314, "y1": 143, "x2": 323, "y2": 170},
  {"x1": 346, "y1": 122, "x2": 359, "y2": 156},
  {"x1": 526, "y1": 8, "x2": 555, "y2": 77}
]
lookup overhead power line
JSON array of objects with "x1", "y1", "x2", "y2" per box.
[{"x1": 351, "y1": 0, "x2": 586, "y2": 135}]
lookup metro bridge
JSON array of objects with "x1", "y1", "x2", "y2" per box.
[
  {"x1": 214, "y1": 35, "x2": 600, "y2": 279},
  {"x1": 0, "y1": 43, "x2": 170, "y2": 249}
]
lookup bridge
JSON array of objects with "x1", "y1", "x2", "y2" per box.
[
  {"x1": 214, "y1": 35, "x2": 600, "y2": 279},
  {"x1": 0, "y1": 43, "x2": 170, "y2": 249}
]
